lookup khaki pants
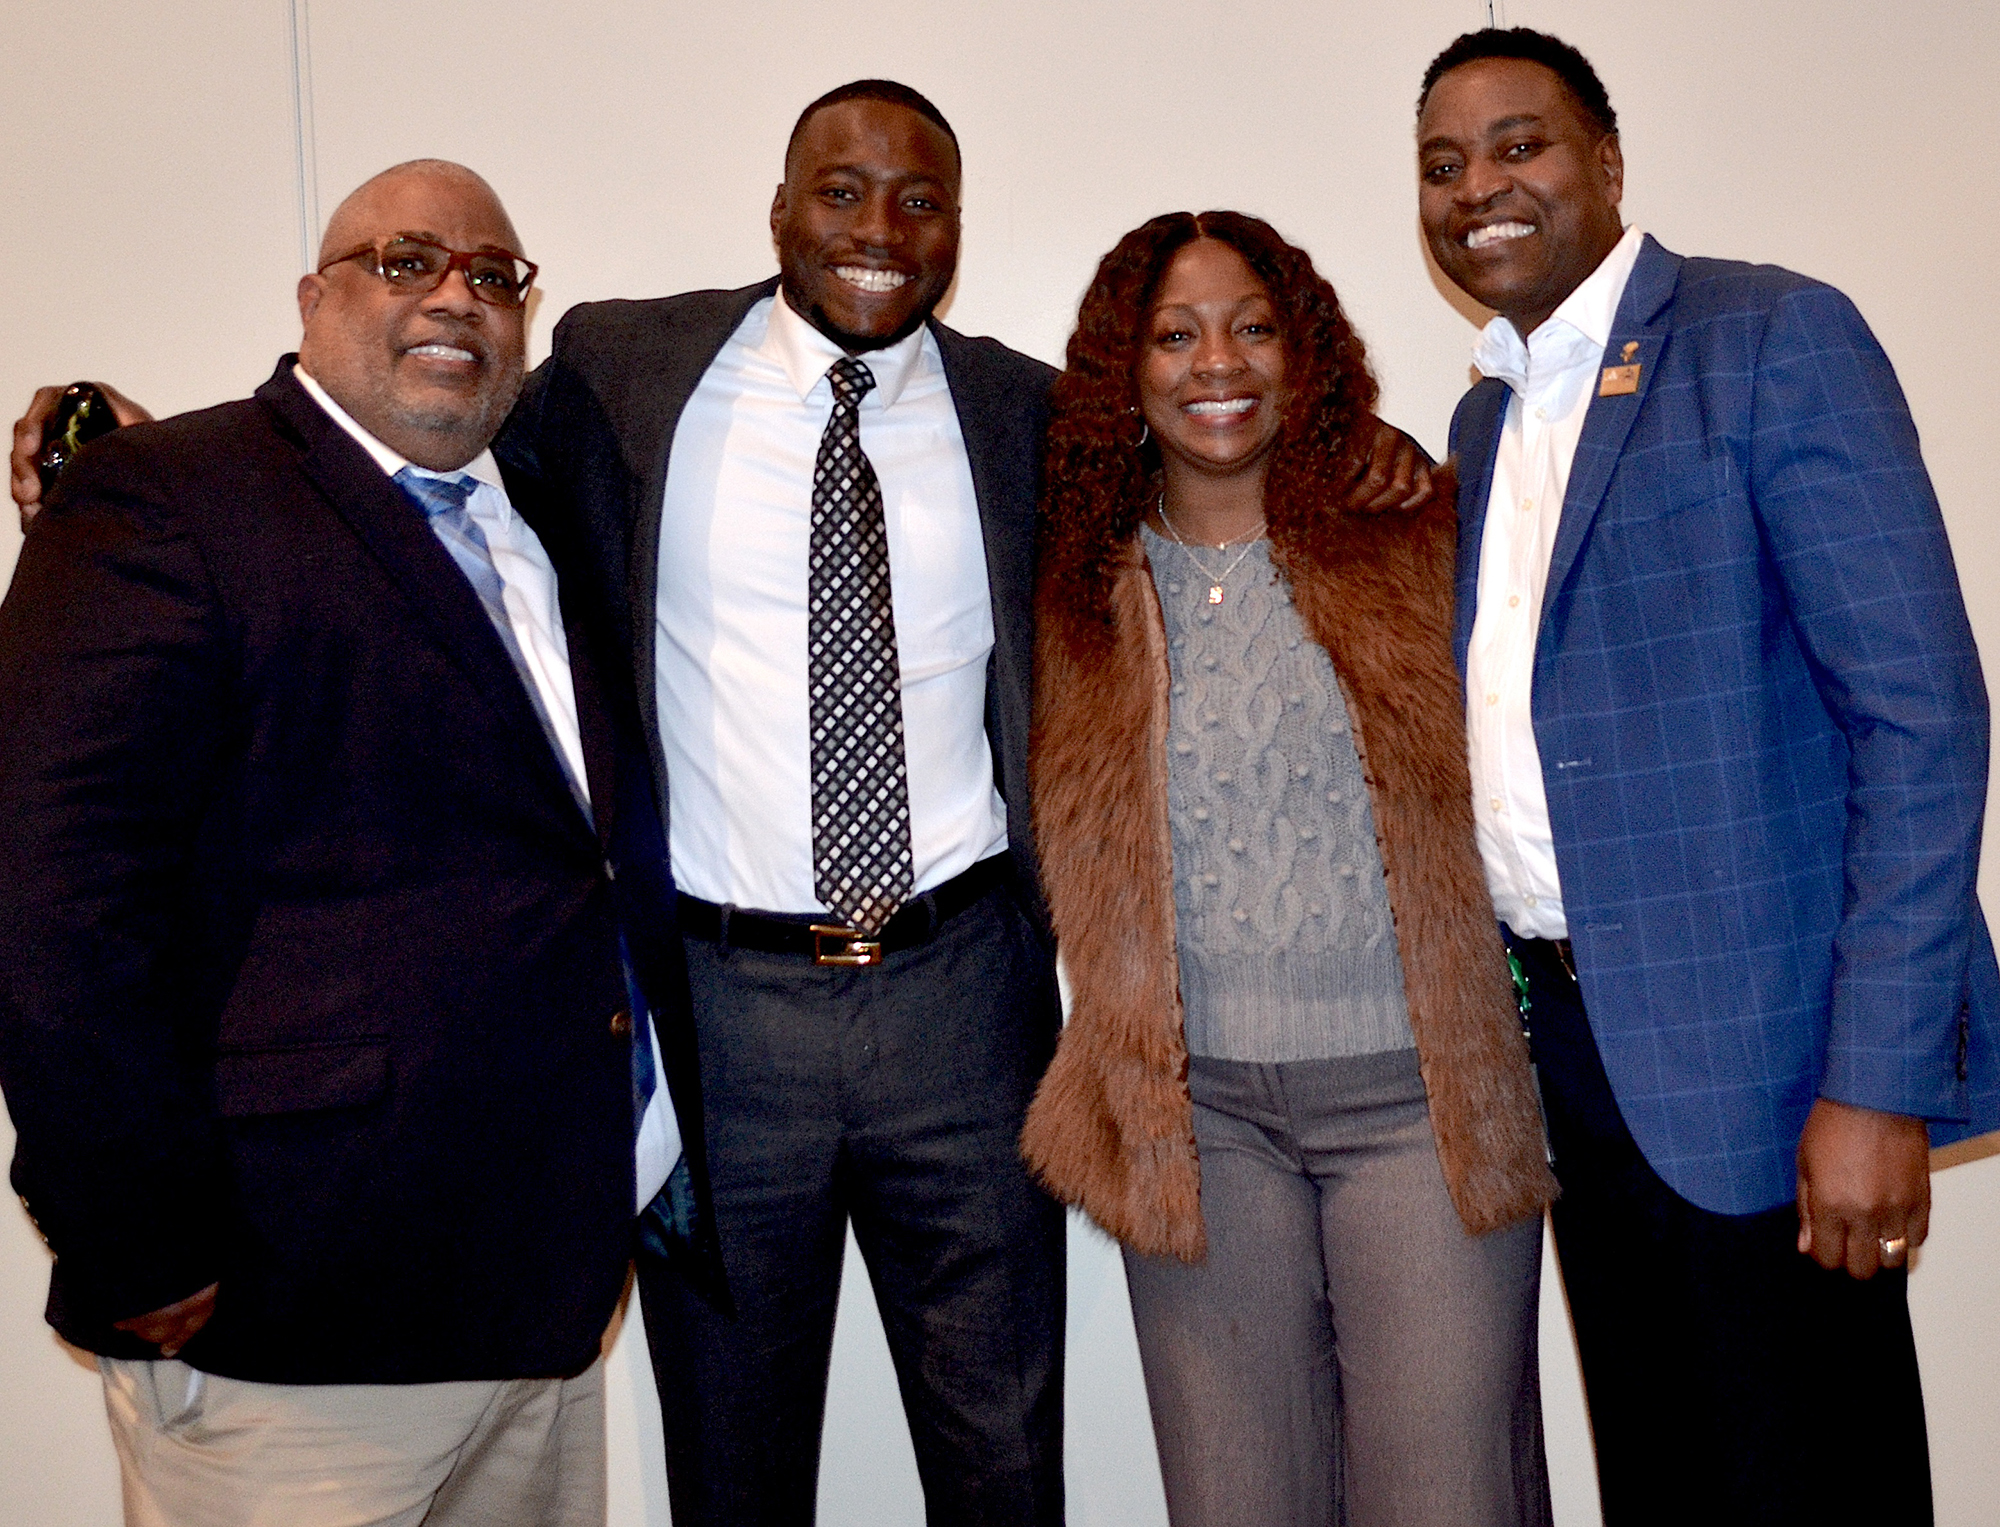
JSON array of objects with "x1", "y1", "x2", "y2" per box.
[{"x1": 99, "y1": 1355, "x2": 606, "y2": 1527}]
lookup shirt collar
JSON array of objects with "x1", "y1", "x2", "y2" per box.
[
  {"x1": 292, "y1": 362, "x2": 504, "y2": 497},
  {"x1": 761, "y1": 288, "x2": 930, "y2": 410},
  {"x1": 1471, "y1": 224, "x2": 1647, "y2": 394}
]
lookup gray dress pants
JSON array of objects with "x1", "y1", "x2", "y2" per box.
[{"x1": 1121, "y1": 1048, "x2": 1551, "y2": 1527}]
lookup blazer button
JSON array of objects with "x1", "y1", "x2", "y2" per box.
[{"x1": 609, "y1": 1009, "x2": 633, "y2": 1038}]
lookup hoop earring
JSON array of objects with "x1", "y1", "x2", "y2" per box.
[{"x1": 1124, "y1": 408, "x2": 1150, "y2": 450}]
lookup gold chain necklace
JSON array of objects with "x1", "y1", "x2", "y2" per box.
[{"x1": 1157, "y1": 493, "x2": 1266, "y2": 605}]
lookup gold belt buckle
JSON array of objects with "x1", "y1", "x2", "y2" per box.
[{"x1": 811, "y1": 924, "x2": 884, "y2": 967}]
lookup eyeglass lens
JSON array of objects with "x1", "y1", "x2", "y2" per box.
[{"x1": 380, "y1": 238, "x2": 531, "y2": 306}]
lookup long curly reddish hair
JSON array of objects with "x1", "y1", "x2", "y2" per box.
[{"x1": 1042, "y1": 210, "x2": 1379, "y2": 618}]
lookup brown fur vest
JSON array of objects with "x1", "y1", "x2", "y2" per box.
[{"x1": 1020, "y1": 479, "x2": 1557, "y2": 1260}]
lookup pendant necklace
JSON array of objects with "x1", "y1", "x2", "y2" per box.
[{"x1": 1157, "y1": 493, "x2": 1266, "y2": 605}]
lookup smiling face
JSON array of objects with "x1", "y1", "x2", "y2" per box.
[
  {"x1": 770, "y1": 98, "x2": 962, "y2": 353},
  {"x1": 1137, "y1": 238, "x2": 1289, "y2": 487},
  {"x1": 1417, "y1": 57, "x2": 1625, "y2": 337},
  {"x1": 296, "y1": 165, "x2": 527, "y2": 470}
]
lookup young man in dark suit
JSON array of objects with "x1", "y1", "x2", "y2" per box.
[
  {"x1": 0, "y1": 160, "x2": 707, "y2": 1526},
  {"x1": 1415, "y1": 28, "x2": 2000, "y2": 1524},
  {"x1": 499, "y1": 82, "x2": 1072, "y2": 1526}
]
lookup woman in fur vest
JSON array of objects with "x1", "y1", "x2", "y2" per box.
[{"x1": 1020, "y1": 210, "x2": 1559, "y2": 1527}]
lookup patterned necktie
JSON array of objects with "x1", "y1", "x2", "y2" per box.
[
  {"x1": 808, "y1": 357, "x2": 913, "y2": 937},
  {"x1": 393, "y1": 467, "x2": 588, "y2": 817}
]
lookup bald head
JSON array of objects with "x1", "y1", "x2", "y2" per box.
[
  {"x1": 316, "y1": 160, "x2": 523, "y2": 271},
  {"x1": 297, "y1": 161, "x2": 529, "y2": 471}
]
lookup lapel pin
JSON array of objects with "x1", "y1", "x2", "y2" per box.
[{"x1": 1599, "y1": 341, "x2": 1642, "y2": 397}]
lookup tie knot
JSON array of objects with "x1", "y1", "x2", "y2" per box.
[
  {"x1": 826, "y1": 357, "x2": 877, "y2": 410},
  {"x1": 395, "y1": 467, "x2": 478, "y2": 520}
]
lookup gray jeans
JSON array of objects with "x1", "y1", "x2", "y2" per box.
[{"x1": 1122, "y1": 1049, "x2": 1550, "y2": 1527}]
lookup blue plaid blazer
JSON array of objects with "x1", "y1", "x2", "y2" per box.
[{"x1": 1451, "y1": 236, "x2": 2000, "y2": 1215}]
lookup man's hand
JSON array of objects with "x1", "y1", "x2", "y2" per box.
[
  {"x1": 11, "y1": 383, "x2": 152, "y2": 526},
  {"x1": 1342, "y1": 418, "x2": 1435, "y2": 512},
  {"x1": 1796, "y1": 1098, "x2": 1930, "y2": 1279},
  {"x1": 113, "y1": 1281, "x2": 218, "y2": 1358}
]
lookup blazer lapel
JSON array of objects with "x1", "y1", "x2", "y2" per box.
[
  {"x1": 1539, "y1": 236, "x2": 1682, "y2": 621},
  {"x1": 1451, "y1": 377, "x2": 1511, "y2": 673},
  {"x1": 256, "y1": 363, "x2": 586, "y2": 822},
  {"x1": 930, "y1": 321, "x2": 1041, "y2": 798}
]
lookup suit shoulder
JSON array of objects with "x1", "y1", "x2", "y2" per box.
[
  {"x1": 550, "y1": 283, "x2": 772, "y2": 354},
  {"x1": 45, "y1": 396, "x2": 275, "y2": 509},
  {"x1": 931, "y1": 323, "x2": 1058, "y2": 392},
  {"x1": 1670, "y1": 255, "x2": 1847, "y2": 321},
  {"x1": 931, "y1": 326, "x2": 1056, "y2": 444}
]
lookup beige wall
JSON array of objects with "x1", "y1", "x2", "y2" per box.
[{"x1": 2, "y1": 2, "x2": 1995, "y2": 1522}]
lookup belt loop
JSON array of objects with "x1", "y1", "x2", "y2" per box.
[
  {"x1": 718, "y1": 904, "x2": 733, "y2": 953},
  {"x1": 919, "y1": 889, "x2": 940, "y2": 942}
]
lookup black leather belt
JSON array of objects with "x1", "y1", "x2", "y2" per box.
[{"x1": 676, "y1": 856, "x2": 1009, "y2": 967}]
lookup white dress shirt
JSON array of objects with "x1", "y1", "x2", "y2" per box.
[
  {"x1": 654, "y1": 292, "x2": 1008, "y2": 913},
  {"x1": 1463, "y1": 225, "x2": 1646, "y2": 939},
  {"x1": 295, "y1": 364, "x2": 681, "y2": 1209}
]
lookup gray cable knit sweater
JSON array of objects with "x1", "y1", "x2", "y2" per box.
[{"x1": 1143, "y1": 526, "x2": 1416, "y2": 1063}]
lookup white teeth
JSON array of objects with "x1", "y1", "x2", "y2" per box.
[
  {"x1": 406, "y1": 344, "x2": 476, "y2": 362},
  {"x1": 1465, "y1": 221, "x2": 1534, "y2": 250},
  {"x1": 834, "y1": 266, "x2": 910, "y2": 293},
  {"x1": 1186, "y1": 398, "x2": 1257, "y2": 416}
]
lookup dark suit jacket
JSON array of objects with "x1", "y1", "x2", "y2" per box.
[
  {"x1": 497, "y1": 277, "x2": 1058, "y2": 936},
  {"x1": 0, "y1": 360, "x2": 702, "y2": 1383},
  {"x1": 1451, "y1": 236, "x2": 2000, "y2": 1215}
]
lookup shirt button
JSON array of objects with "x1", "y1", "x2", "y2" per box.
[
  {"x1": 1166, "y1": 582, "x2": 1181, "y2": 594},
  {"x1": 1491, "y1": 797, "x2": 1504, "y2": 811},
  {"x1": 1287, "y1": 692, "x2": 1304, "y2": 706},
  {"x1": 1338, "y1": 864, "x2": 1357, "y2": 878},
  {"x1": 1294, "y1": 764, "x2": 1311, "y2": 778},
  {"x1": 1327, "y1": 791, "x2": 1343, "y2": 804},
  {"x1": 1231, "y1": 908, "x2": 1249, "y2": 923},
  {"x1": 1508, "y1": 594, "x2": 1521, "y2": 608},
  {"x1": 1172, "y1": 682, "x2": 1186, "y2": 696},
  {"x1": 1486, "y1": 693, "x2": 1499, "y2": 706},
  {"x1": 1526, "y1": 895, "x2": 1540, "y2": 907},
  {"x1": 1308, "y1": 902, "x2": 1325, "y2": 917},
  {"x1": 1215, "y1": 771, "x2": 1233, "y2": 785},
  {"x1": 1192, "y1": 806, "x2": 1210, "y2": 821},
  {"x1": 1522, "y1": 498, "x2": 1534, "y2": 513},
  {"x1": 1202, "y1": 873, "x2": 1220, "y2": 886},
  {"x1": 1174, "y1": 740, "x2": 1194, "y2": 755},
  {"x1": 1534, "y1": 407, "x2": 1547, "y2": 421},
  {"x1": 1201, "y1": 656, "x2": 1219, "y2": 670},
  {"x1": 1227, "y1": 837, "x2": 1246, "y2": 853},
  {"x1": 1299, "y1": 827, "x2": 1317, "y2": 841},
  {"x1": 609, "y1": 1009, "x2": 633, "y2": 1038}
]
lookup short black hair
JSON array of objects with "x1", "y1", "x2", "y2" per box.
[
  {"x1": 784, "y1": 80, "x2": 960, "y2": 175},
  {"x1": 1418, "y1": 27, "x2": 1618, "y2": 137}
]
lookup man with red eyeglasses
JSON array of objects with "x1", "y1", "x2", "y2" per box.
[{"x1": 0, "y1": 159, "x2": 705, "y2": 1526}]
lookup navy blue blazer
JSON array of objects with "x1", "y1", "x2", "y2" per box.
[
  {"x1": 0, "y1": 362, "x2": 694, "y2": 1381},
  {"x1": 1451, "y1": 236, "x2": 2000, "y2": 1215}
]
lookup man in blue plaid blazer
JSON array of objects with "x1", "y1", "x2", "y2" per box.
[{"x1": 1417, "y1": 27, "x2": 1999, "y2": 1525}]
